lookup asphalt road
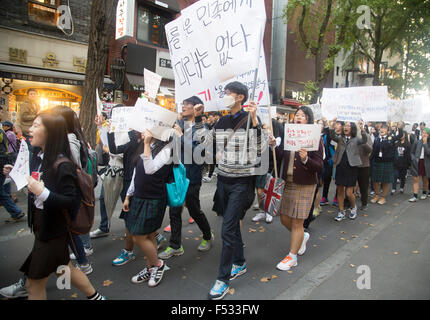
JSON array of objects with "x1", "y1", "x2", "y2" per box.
[{"x1": 0, "y1": 176, "x2": 429, "y2": 300}]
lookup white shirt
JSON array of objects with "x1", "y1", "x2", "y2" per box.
[
  {"x1": 33, "y1": 153, "x2": 50, "y2": 210},
  {"x1": 126, "y1": 143, "x2": 172, "y2": 197}
]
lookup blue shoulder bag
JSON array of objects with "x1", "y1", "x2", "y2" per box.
[{"x1": 166, "y1": 162, "x2": 190, "y2": 207}]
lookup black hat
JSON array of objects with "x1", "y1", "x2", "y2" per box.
[{"x1": 2, "y1": 121, "x2": 13, "y2": 128}]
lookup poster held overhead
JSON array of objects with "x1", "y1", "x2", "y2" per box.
[{"x1": 144, "y1": 68, "x2": 162, "y2": 99}]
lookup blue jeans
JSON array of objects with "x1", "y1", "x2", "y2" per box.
[
  {"x1": 70, "y1": 234, "x2": 88, "y2": 265},
  {"x1": 0, "y1": 175, "x2": 22, "y2": 218},
  {"x1": 98, "y1": 185, "x2": 109, "y2": 233},
  {"x1": 216, "y1": 180, "x2": 252, "y2": 285}
]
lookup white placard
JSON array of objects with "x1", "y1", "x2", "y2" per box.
[
  {"x1": 96, "y1": 89, "x2": 102, "y2": 116},
  {"x1": 388, "y1": 98, "x2": 424, "y2": 122},
  {"x1": 144, "y1": 68, "x2": 163, "y2": 99},
  {"x1": 321, "y1": 86, "x2": 388, "y2": 122},
  {"x1": 110, "y1": 107, "x2": 135, "y2": 133},
  {"x1": 99, "y1": 126, "x2": 109, "y2": 146},
  {"x1": 306, "y1": 103, "x2": 322, "y2": 121},
  {"x1": 284, "y1": 124, "x2": 321, "y2": 151},
  {"x1": 130, "y1": 99, "x2": 178, "y2": 141},
  {"x1": 9, "y1": 140, "x2": 30, "y2": 191},
  {"x1": 257, "y1": 105, "x2": 277, "y2": 125},
  {"x1": 165, "y1": 0, "x2": 266, "y2": 108}
]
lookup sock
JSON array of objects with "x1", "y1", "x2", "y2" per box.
[
  {"x1": 288, "y1": 253, "x2": 297, "y2": 261},
  {"x1": 87, "y1": 291, "x2": 103, "y2": 300},
  {"x1": 423, "y1": 190, "x2": 428, "y2": 195},
  {"x1": 414, "y1": 193, "x2": 418, "y2": 198}
]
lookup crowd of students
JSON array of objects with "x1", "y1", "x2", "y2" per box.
[{"x1": 0, "y1": 81, "x2": 429, "y2": 300}]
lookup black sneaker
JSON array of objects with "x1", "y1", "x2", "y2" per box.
[
  {"x1": 360, "y1": 205, "x2": 368, "y2": 211},
  {"x1": 148, "y1": 261, "x2": 165, "y2": 287}
]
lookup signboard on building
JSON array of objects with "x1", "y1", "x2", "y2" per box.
[{"x1": 116, "y1": 0, "x2": 135, "y2": 40}]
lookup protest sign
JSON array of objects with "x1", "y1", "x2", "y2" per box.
[
  {"x1": 165, "y1": 0, "x2": 266, "y2": 109},
  {"x1": 284, "y1": 124, "x2": 321, "y2": 151},
  {"x1": 257, "y1": 105, "x2": 277, "y2": 126},
  {"x1": 110, "y1": 106, "x2": 135, "y2": 133},
  {"x1": 321, "y1": 86, "x2": 388, "y2": 122},
  {"x1": 144, "y1": 68, "x2": 162, "y2": 99},
  {"x1": 99, "y1": 126, "x2": 109, "y2": 146},
  {"x1": 306, "y1": 103, "x2": 322, "y2": 121},
  {"x1": 130, "y1": 98, "x2": 177, "y2": 141},
  {"x1": 9, "y1": 139, "x2": 30, "y2": 191},
  {"x1": 388, "y1": 98, "x2": 424, "y2": 122},
  {"x1": 96, "y1": 89, "x2": 102, "y2": 116}
]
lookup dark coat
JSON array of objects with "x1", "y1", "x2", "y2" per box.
[
  {"x1": 28, "y1": 155, "x2": 80, "y2": 242},
  {"x1": 278, "y1": 139, "x2": 324, "y2": 185},
  {"x1": 410, "y1": 139, "x2": 430, "y2": 177}
]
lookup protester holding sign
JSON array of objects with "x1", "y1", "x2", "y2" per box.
[
  {"x1": 123, "y1": 129, "x2": 173, "y2": 288},
  {"x1": 370, "y1": 124, "x2": 404, "y2": 205},
  {"x1": 276, "y1": 106, "x2": 323, "y2": 272},
  {"x1": 194, "y1": 81, "x2": 269, "y2": 300},
  {"x1": 3, "y1": 111, "x2": 104, "y2": 300}
]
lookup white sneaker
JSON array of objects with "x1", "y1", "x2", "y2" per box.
[
  {"x1": 252, "y1": 212, "x2": 266, "y2": 222},
  {"x1": 409, "y1": 197, "x2": 418, "y2": 202},
  {"x1": 70, "y1": 247, "x2": 94, "y2": 260},
  {"x1": 265, "y1": 213, "x2": 273, "y2": 223},
  {"x1": 276, "y1": 255, "x2": 298, "y2": 271},
  {"x1": 420, "y1": 194, "x2": 427, "y2": 200},
  {"x1": 349, "y1": 207, "x2": 357, "y2": 220},
  {"x1": 298, "y1": 232, "x2": 310, "y2": 256},
  {"x1": 202, "y1": 176, "x2": 212, "y2": 183},
  {"x1": 0, "y1": 279, "x2": 28, "y2": 298},
  {"x1": 334, "y1": 211, "x2": 346, "y2": 221},
  {"x1": 90, "y1": 229, "x2": 109, "y2": 238}
]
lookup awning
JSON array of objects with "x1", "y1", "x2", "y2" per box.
[
  {"x1": 0, "y1": 62, "x2": 113, "y2": 86},
  {"x1": 126, "y1": 73, "x2": 144, "y2": 86},
  {"x1": 158, "y1": 86, "x2": 174, "y2": 96},
  {"x1": 282, "y1": 98, "x2": 303, "y2": 107}
]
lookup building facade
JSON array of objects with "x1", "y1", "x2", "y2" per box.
[{"x1": 0, "y1": 0, "x2": 113, "y2": 121}]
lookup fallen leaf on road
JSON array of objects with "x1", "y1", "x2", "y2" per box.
[
  {"x1": 287, "y1": 271, "x2": 293, "y2": 274},
  {"x1": 259, "y1": 227, "x2": 266, "y2": 233},
  {"x1": 196, "y1": 256, "x2": 201, "y2": 260},
  {"x1": 313, "y1": 245, "x2": 318, "y2": 247},
  {"x1": 394, "y1": 203, "x2": 399, "y2": 207},
  {"x1": 228, "y1": 288, "x2": 235, "y2": 295},
  {"x1": 353, "y1": 280, "x2": 357, "y2": 283},
  {"x1": 194, "y1": 237, "x2": 199, "y2": 241},
  {"x1": 256, "y1": 222, "x2": 260, "y2": 225},
  {"x1": 71, "y1": 293, "x2": 78, "y2": 298},
  {"x1": 363, "y1": 214, "x2": 368, "y2": 217},
  {"x1": 249, "y1": 228, "x2": 257, "y2": 233},
  {"x1": 398, "y1": 222, "x2": 403, "y2": 225},
  {"x1": 369, "y1": 224, "x2": 375, "y2": 227},
  {"x1": 182, "y1": 276, "x2": 187, "y2": 280},
  {"x1": 260, "y1": 277, "x2": 271, "y2": 283},
  {"x1": 322, "y1": 235, "x2": 327, "y2": 238},
  {"x1": 103, "y1": 280, "x2": 113, "y2": 287},
  {"x1": 188, "y1": 230, "x2": 193, "y2": 233},
  {"x1": 346, "y1": 240, "x2": 350, "y2": 243},
  {"x1": 350, "y1": 264, "x2": 355, "y2": 268},
  {"x1": 393, "y1": 252, "x2": 399, "y2": 255},
  {"x1": 340, "y1": 231, "x2": 347, "y2": 234},
  {"x1": 327, "y1": 210, "x2": 334, "y2": 213},
  {"x1": 185, "y1": 237, "x2": 189, "y2": 240},
  {"x1": 412, "y1": 250, "x2": 419, "y2": 254},
  {"x1": 386, "y1": 211, "x2": 391, "y2": 214},
  {"x1": 119, "y1": 237, "x2": 124, "y2": 241},
  {"x1": 271, "y1": 275, "x2": 278, "y2": 279},
  {"x1": 17, "y1": 228, "x2": 24, "y2": 234},
  {"x1": 340, "y1": 238, "x2": 346, "y2": 241},
  {"x1": 363, "y1": 245, "x2": 369, "y2": 248}
]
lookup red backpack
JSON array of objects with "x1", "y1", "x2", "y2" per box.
[{"x1": 54, "y1": 157, "x2": 95, "y2": 235}]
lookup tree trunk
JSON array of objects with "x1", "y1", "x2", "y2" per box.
[{"x1": 80, "y1": 0, "x2": 117, "y2": 147}]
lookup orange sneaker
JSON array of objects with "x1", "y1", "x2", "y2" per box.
[
  {"x1": 276, "y1": 255, "x2": 298, "y2": 271},
  {"x1": 370, "y1": 195, "x2": 380, "y2": 204},
  {"x1": 163, "y1": 225, "x2": 171, "y2": 232},
  {"x1": 188, "y1": 217, "x2": 195, "y2": 224},
  {"x1": 377, "y1": 197, "x2": 386, "y2": 205}
]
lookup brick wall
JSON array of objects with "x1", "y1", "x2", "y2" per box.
[{"x1": 0, "y1": 0, "x2": 92, "y2": 44}]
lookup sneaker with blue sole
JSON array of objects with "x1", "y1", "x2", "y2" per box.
[
  {"x1": 112, "y1": 249, "x2": 135, "y2": 266},
  {"x1": 208, "y1": 280, "x2": 229, "y2": 300},
  {"x1": 230, "y1": 263, "x2": 247, "y2": 280}
]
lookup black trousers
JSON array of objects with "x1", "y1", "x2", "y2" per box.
[
  {"x1": 168, "y1": 183, "x2": 212, "y2": 249},
  {"x1": 357, "y1": 167, "x2": 370, "y2": 206}
]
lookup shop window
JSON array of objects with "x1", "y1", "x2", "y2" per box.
[
  {"x1": 137, "y1": 5, "x2": 171, "y2": 48},
  {"x1": 28, "y1": 0, "x2": 60, "y2": 27}
]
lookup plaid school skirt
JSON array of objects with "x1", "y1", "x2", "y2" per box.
[
  {"x1": 125, "y1": 197, "x2": 167, "y2": 235},
  {"x1": 279, "y1": 177, "x2": 316, "y2": 220},
  {"x1": 371, "y1": 161, "x2": 394, "y2": 184}
]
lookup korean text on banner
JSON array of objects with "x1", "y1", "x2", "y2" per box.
[
  {"x1": 129, "y1": 98, "x2": 177, "y2": 141},
  {"x1": 9, "y1": 139, "x2": 30, "y2": 191},
  {"x1": 144, "y1": 68, "x2": 163, "y2": 99},
  {"x1": 321, "y1": 86, "x2": 388, "y2": 122},
  {"x1": 388, "y1": 98, "x2": 424, "y2": 122},
  {"x1": 110, "y1": 106, "x2": 135, "y2": 133},
  {"x1": 284, "y1": 124, "x2": 321, "y2": 152},
  {"x1": 165, "y1": 0, "x2": 266, "y2": 109}
]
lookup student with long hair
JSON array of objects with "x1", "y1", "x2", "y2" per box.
[
  {"x1": 330, "y1": 120, "x2": 367, "y2": 220},
  {"x1": 51, "y1": 106, "x2": 94, "y2": 274},
  {"x1": 276, "y1": 106, "x2": 323, "y2": 271},
  {"x1": 3, "y1": 111, "x2": 104, "y2": 300},
  {"x1": 123, "y1": 129, "x2": 173, "y2": 287},
  {"x1": 409, "y1": 127, "x2": 430, "y2": 202}
]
